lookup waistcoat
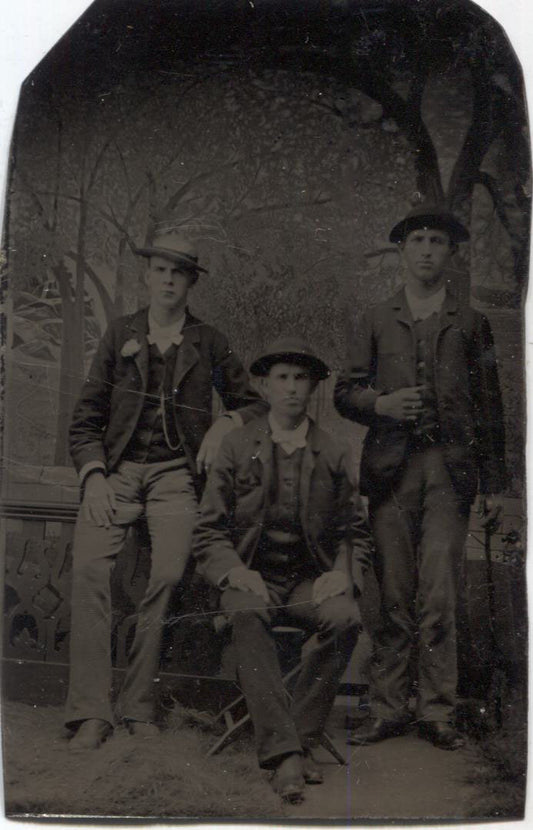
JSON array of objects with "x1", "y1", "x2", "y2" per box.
[
  {"x1": 123, "y1": 343, "x2": 181, "y2": 463},
  {"x1": 413, "y1": 314, "x2": 440, "y2": 442}
]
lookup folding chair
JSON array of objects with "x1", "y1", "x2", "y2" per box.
[{"x1": 207, "y1": 624, "x2": 346, "y2": 765}]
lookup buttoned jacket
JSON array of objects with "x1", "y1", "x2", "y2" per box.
[
  {"x1": 334, "y1": 288, "x2": 506, "y2": 503},
  {"x1": 69, "y1": 307, "x2": 266, "y2": 486},
  {"x1": 193, "y1": 416, "x2": 372, "y2": 593}
]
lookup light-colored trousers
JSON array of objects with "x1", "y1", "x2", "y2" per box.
[{"x1": 65, "y1": 458, "x2": 198, "y2": 727}]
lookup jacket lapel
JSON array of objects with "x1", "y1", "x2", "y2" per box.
[
  {"x1": 250, "y1": 418, "x2": 274, "y2": 505},
  {"x1": 248, "y1": 416, "x2": 321, "y2": 521},
  {"x1": 390, "y1": 287, "x2": 414, "y2": 328},
  {"x1": 125, "y1": 308, "x2": 149, "y2": 392},
  {"x1": 172, "y1": 311, "x2": 201, "y2": 392},
  {"x1": 438, "y1": 290, "x2": 459, "y2": 328},
  {"x1": 395, "y1": 285, "x2": 459, "y2": 332},
  {"x1": 392, "y1": 286, "x2": 460, "y2": 363},
  {"x1": 299, "y1": 421, "x2": 320, "y2": 525},
  {"x1": 432, "y1": 290, "x2": 460, "y2": 358}
]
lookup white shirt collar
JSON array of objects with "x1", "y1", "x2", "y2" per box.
[
  {"x1": 147, "y1": 310, "x2": 186, "y2": 351},
  {"x1": 268, "y1": 413, "x2": 309, "y2": 455},
  {"x1": 405, "y1": 285, "x2": 446, "y2": 321}
]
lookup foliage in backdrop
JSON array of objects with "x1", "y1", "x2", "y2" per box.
[{"x1": 5, "y1": 0, "x2": 529, "y2": 491}]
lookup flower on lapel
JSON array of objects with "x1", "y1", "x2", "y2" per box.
[{"x1": 121, "y1": 338, "x2": 142, "y2": 358}]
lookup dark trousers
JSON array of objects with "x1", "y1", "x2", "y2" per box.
[
  {"x1": 220, "y1": 563, "x2": 360, "y2": 768},
  {"x1": 369, "y1": 446, "x2": 470, "y2": 723},
  {"x1": 65, "y1": 458, "x2": 198, "y2": 727}
]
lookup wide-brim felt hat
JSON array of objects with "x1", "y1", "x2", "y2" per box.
[
  {"x1": 389, "y1": 203, "x2": 470, "y2": 244},
  {"x1": 250, "y1": 336, "x2": 330, "y2": 380},
  {"x1": 136, "y1": 230, "x2": 208, "y2": 273}
]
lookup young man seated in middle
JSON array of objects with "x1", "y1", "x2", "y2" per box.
[{"x1": 193, "y1": 337, "x2": 372, "y2": 803}]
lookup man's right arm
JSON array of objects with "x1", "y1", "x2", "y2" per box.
[
  {"x1": 334, "y1": 308, "x2": 425, "y2": 425},
  {"x1": 334, "y1": 310, "x2": 381, "y2": 426},
  {"x1": 193, "y1": 435, "x2": 269, "y2": 601},
  {"x1": 69, "y1": 324, "x2": 119, "y2": 527},
  {"x1": 193, "y1": 435, "x2": 249, "y2": 585},
  {"x1": 69, "y1": 324, "x2": 116, "y2": 477}
]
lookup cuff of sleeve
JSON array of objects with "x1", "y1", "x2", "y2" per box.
[
  {"x1": 217, "y1": 571, "x2": 231, "y2": 591},
  {"x1": 79, "y1": 460, "x2": 106, "y2": 486},
  {"x1": 223, "y1": 411, "x2": 243, "y2": 428},
  {"x1": 358, "y1": 387, "x2": 381, "y2": 413}
]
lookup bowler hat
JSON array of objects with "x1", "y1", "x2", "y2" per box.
[
  {"x1": 250, "y1": 336, "x2": 330, "y2": 380},
  {"x1": 136, "y1": 230, "x2": 208, "y2": 273},
  {"x1": 389, "y1": 203, "x2": 469, "y2": 244}
]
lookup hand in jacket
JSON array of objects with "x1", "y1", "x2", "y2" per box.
[
  {"x1": 375, "y1": 386, "x2": 425, "y2": 422},
  {"x1": 82, "y1": 471, "x2": 116, "y2": 528},
  {"x1": 312, "y1": 570, "x2": 350, "y2": 605},
  {"x1": 226, "y1": 566, "x2": 270, "y2": 603}
]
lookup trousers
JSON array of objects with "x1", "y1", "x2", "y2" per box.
[
  {"x1": 65, "y1": 458, "x2": 198, "y2": 727},
  {"x1": 220, "y1": 565, "x2": 360, "y2": 767},
  {"x1": 368, "y1": 445, "x2": 470, "y2": 723}
]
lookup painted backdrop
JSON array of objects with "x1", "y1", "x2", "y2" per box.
[{"x1": 4, "y1": 0, "x2": 528, "y2": 494}]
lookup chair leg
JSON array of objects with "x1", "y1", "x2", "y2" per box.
[
  {"x1": 206, "y1": 712, "x2": 251, "y2": 757},
  {"x1": 320, "y1": 730, "x2": 346, "y2": 766},
  {"x1": 211, "y1": 691, "x2": 246, "y2": 727},
  {"x1": 284, "y1": 660, "x2": 347, "y2": 766},
  {"x1": 207, "y1": 629, "x2": 348, "y2": 760}
]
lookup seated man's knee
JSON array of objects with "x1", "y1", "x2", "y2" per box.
[
  {"x1": 152, "y1": 564, "x2": 186, "y2": 592},
  {"x1": 318, "y1": 594, "x2": 362, "y2": 633},
  {"x1": 220, "y1": 588, "x2": 271, "y2": 627}
]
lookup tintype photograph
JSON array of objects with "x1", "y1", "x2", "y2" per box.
[{"x1": 0, "y1": 0, "x2": 529, "y2": 822}]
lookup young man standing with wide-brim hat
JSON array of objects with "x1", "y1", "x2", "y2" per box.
[
  {"x1": 65, "y1": 228, "x2": 266, "y2": 750},
  {"x1": 194, "y1": 336, "x2": 372, "y2": 802},
  {"x1": 335, "y1": 204, "x2": 506, "y2": 750}
]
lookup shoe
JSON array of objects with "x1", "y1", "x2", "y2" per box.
[
  {"x1": 271, "y1": 753, "x2": 305, "y2": 803},
  {"x1": 418, "y1": 721, "x2": 465, "y2": 751},
  {"x1": 347, "y1": 717, "x2": 408, "y2": 746},
  {"x1": 126, "y1": 720, "x2": 160, "y2": 738},
  {"x1": 68, "y1": 718, "x2": 112, "y2": 751},
  {"x1": 302, "y1": 750, "x2": 324, "y2": 785}
]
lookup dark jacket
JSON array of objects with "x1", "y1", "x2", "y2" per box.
[
  {"x1": 334, "y1": 288, "x2": 506, "y2": 503},
  {"x1": 193, "y1": 416, "x2": 372, "y2": 593},
  {"x1": 69, "y1": 307, "x2": 266, "y2": 484}
]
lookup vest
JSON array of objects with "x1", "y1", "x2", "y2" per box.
[
  {"x1": 254, "y1": 444, "x2": 318, "y2": 575},
  {"x1": 122, "y1": 343, "x2": 182, "y2": 463},
  {"x1": 412, "y1": 314, "x2": 440, "y2": 442}
]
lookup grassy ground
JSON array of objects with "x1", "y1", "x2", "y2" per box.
[
  {"x1": 461, "y1": 685, "x2": 527, "y2": 820},
  {"x1": 2, "y1": 701, "x2": 285, "y2": 819},
  {"x1": 463, "y1": 726, "x2": 527, "y2": 819},
  {"x1": 470, "y1": 731, "x2": 526, "y2": 821},
  {"x1": 3, "y1": 697, "x2": 526, "y2": 821}
]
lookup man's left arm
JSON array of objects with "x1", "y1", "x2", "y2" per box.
[
  {"x1": 197, "y1": 330, "x2": 267, "y2": 472},
  {"x1": 312, "y1": 448, "x2": 373, "y2": 604},
  {"x1": 471, "y1": 312, "x2": 507, "y2": 527}
]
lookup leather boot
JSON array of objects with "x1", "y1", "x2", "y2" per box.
[{"x1": 347, "y1": 717, "x2": 409, "y2": 746}]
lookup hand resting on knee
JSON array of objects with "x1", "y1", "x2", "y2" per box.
[{"x1": 226, "y1": 566, "x2": 270, "y2": 603}]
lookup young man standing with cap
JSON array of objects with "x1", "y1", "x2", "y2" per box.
[
  {"x1": 194, "y1": 337, "x2": 372, "y2": 802},
  {"x1": 66, "y1": 228, "x2": 265, "y2": 750},
  {"x1": 335, "y1": 204, "x2": 506, "y2": 750}
]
